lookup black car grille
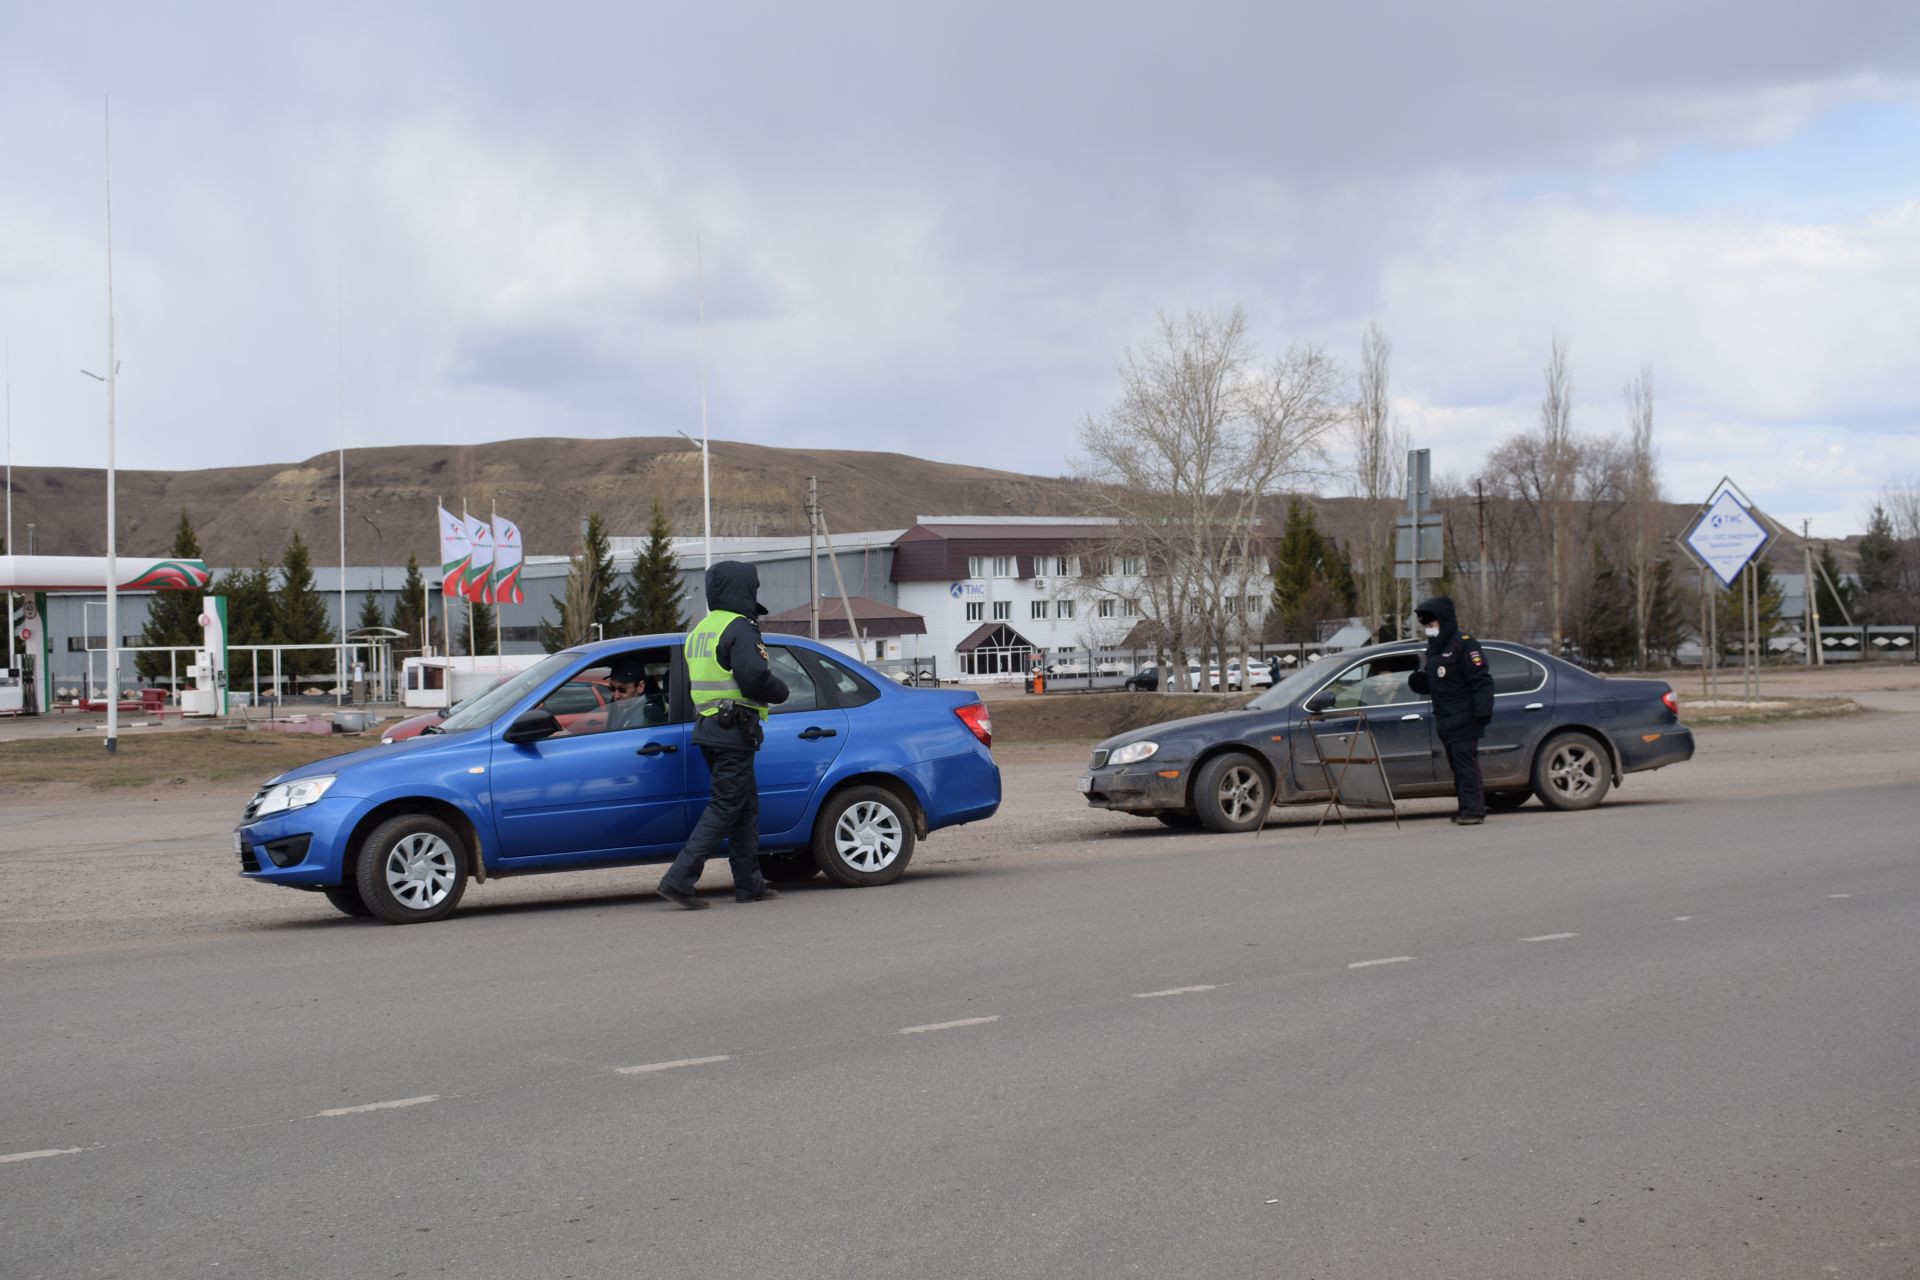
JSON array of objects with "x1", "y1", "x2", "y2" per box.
[
  {"x1": 1090, "y1": 749, "x2": 1110, "y2": 769},
  {"x1": 238, "y1": 838, "x2": 261, "y2": 874}
]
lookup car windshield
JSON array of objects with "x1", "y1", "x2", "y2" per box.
[
  {"x1": 437, "y1": 655, "x2": 575, "y2": 733},
  {"x1": 1245, "y1": 653, "x2": 1346, "y2": 710}
]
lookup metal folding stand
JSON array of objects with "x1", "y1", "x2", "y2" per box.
[{"x1": 1302, "y1": 710, "x2": 1401, "y2": 835}]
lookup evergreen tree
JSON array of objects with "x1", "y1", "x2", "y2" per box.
[
  {"x1": 461, "y1": 601, "x2": 498, "y2": 656},
  {"x1": 1812, "y1": 543, "x2": 1855, "y2": 628},
  {"x1": 1715, "y1": 555, "x2": 1784, "y2": 656},
  {"x1": 136, "y1": 510, "x2": 207, "y2": 681},
  {"x1": 1644, "y1": 558, "x2": 1687, "y2": 663},
  {"x1": 273, "y1": 531, "x2": 333, "y2": 678},
  {"x1": 624, "y1": 501, "x2": 689, "y2": 634},
  {"x1": 219, "y1": 559, "x2": 278, "y2": 647},
  {"x1": 1269, "y1": 498, "x2": 1352, "y2": 643},
  {"x1": 391, "y1": 553, "x2": 428, "y2": 652},
  {"x1": 1578, "y1": 544, "x2": 1637, "y2": 668},
  {"x1": 1855, "y1": 505, "x2": 1901, "y2": 622},
  {"x1": 541, "y1": 513, "x2": 623, "y2": 651},
  {"x1": 355, "y1": 592, "x2": 386, "y2": 633}
]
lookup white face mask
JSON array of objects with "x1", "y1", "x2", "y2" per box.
[{"x1": 1423, "y1": 623, "x2": 1441, "y2": 638}]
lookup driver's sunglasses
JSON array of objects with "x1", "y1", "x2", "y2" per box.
[{"x1": 611, "y1": 679, "x2": 639, "y2": 694}]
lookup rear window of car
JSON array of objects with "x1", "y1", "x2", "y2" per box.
[
  {"x1": 810, "y1": 652, "x2": 880, "y2": 707},
  {"x1": 1487, "y1": 648, "x2": 1547, "y2": 695}
]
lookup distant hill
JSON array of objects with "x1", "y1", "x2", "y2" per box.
[
  {"x1": 3, "y1": 437, "x2": 1104, "y2": 565},
  {"x1": 5, "y1": 435, "x2": 1848, "y2": 575}
]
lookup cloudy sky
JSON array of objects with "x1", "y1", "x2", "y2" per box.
[{"x1": 4, "y1": 2, "x2": 1917, "y2": 535}]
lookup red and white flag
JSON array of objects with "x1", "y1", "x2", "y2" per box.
[
  {"x1": 438, "y1": 506, "x2": 470, "y2": 598},
  {"x1": 464, "y1": 514, "x2": 494, "y2": 603},
  {"x1": 491, "y1": 515, "x2": 525, "y2": 605}
]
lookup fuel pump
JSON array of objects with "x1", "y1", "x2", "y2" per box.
[{"x1": 182, "y1": 595, "x2": 229, "y2": 717}]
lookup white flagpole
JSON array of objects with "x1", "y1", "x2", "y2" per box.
[
  {"x1": 462, "y1": 499, "x2": 475, "y2": 663},
  {"x1": 5, "y1": 338, "x2": 14, "y2": 673},
  {"x1": 103, "y1": 98, "x2": 120, "y2": 753},
  {"x1": 337, "y1": 279, "x2": 348, "y2": 705},
  {"x1": 491, "y1": 500, "x2": 503, "y2": 667},
  {"x1": 697, "y1": 237, "x2": 711, "y2": 568}
]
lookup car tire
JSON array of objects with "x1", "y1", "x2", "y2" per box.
[
  {"x1": 354, "y1": 813, "x2": 469, "y2": 924},
  {"x1": 321, "y1": 884, "x2": 375, "y2": 919},
  {"x1": 1531, "y1": 732, "x2": 1612, "y2": 812},
  {"x1": 1485, "y1": 790, "x2": 1532, "y2": 811},
  {"x1": 1192, "y1": 753, "x2": 1271, "y2": 834},
  {"x1": 760, "y1": 851, "x2": 823, "y2": 883},
  {"x1": 812, "y1": 785, "x2": 917, "y2": 887},
  {"x1": 1154, "y1": 811, "x2": 1204, "y2": 829}
]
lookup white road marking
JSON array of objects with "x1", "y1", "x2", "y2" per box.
[
  {"x1": 313, "y1": 1095, "x2": 438, "y2": 1118},
  {"x1": 616, "y1": 1055, "x2": 732, "y2": 1075},
  {"x1": 1348, "y1": 956, "x2": 1414, "y2": 969},
  {"x1": 1827, "y1": 894, "x2": 1852, "y2": 899},
  {"x1": 1134, "y1": 985, "x2": 1218, "y2": 998},
  {"x1": 898, "y1": 1016, "x2": 1000, "y2": 1035},
  {"x1": 1522, "y1": 932, "x2": 1580, "y2": 943},
  {"x1": 1673, "y1": 916, "x2": 1695, "y2": 922},
  {"x1": 0, "y1": 1147, "x2": 83, "y2": 1164}
]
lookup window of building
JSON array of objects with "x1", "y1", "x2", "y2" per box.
[
  {"x1": 966, "y1": 555, "x2": 986, "y2": 579},
  {"x1": 1059, "y1": 555, "x2": 1081, "y2": 577},
  {"x1": 1056, "y1": 599, "x2": 1074, "y2": 620},
  {"x1": 990, "y1": 555, "x2": 1015, "y2": 578},
  {"x1": 1244, "y1": 596, "x2": 1263, "y2": 615},
  {"x1": 1097, "y1": 598, "x2": 1116, "y2": 618},
  {"x1": 965, "y1": 601, "x2": 984, "y2": 622},
  {"x1": 1224, "y1": 597, "x2": 1239, "y2": 615},
  {"x1": 1125, "y1": 598, "x2": 1142, "y2": 617},
  {"x1": 1031, "y1": 600, "x2": 1048, "y2": 620},
  {"x1": 1120, "y1": 556, "x2": 1144, "y2": 576},
  {"x1": 1091, "y1": 557, "x2": 1112, "y2": 577},
  {"x1": 992, "y1": 601, "x2": 1011, "y2": 621}
]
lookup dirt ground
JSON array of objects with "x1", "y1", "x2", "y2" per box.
[{"x1": 0, "y1": 726, "x2": 397, "y2": 803}]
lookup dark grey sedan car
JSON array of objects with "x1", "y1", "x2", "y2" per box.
[{"x1": 1081, "y1": 640, "x2": 1695, "y2": 832}]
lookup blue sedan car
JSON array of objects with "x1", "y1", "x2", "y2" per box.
[{"x1": 235, "y1": 636, "x2": 1001, "y2": 923}]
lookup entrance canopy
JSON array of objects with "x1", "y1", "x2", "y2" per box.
[{"x1": 0, "y1": 555, "x2": 212, "y2": 592}]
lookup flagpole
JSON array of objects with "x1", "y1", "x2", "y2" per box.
[
  {"x1": 697, "y1": 236, "x2": 711, "y2": 569},
  {"x1": 462, "y1": 499, "x2": 475, "y2": 662},
  {"x1": 437, "y1": 494, "x2": 450, "y2": 665},
  {"x1": 491, "y1": 500, "x2": 503, "y2": 667},
  {"x1": 5, "y1": 338, "x2": 14, "y2": 674},
  {"x1": 102, "y1": 97, "x2": 120, "y2": 753},
  {"x1": 336, "y1": 278, "x2": 348, "y2": 706}
]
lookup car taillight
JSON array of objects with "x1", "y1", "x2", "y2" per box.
[
  {"x1": 954, "y1": 703, "x2": 992, "y2": 748},
  {"x1": 1661, "y1": 690, "x2": 1679, "y2": 715}
]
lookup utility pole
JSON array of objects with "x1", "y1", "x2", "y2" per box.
[
  {"x1": 806, "y1": 475, "x2": 820, "y2": 640},
  {"x1": 1476, "y1": 479, "x2": 1490, "y2": 625},
  {"x1": 1802, "y1": 518, "x2": 1819, "y2": 668}
]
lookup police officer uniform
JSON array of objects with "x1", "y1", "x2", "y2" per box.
[
  {"x1": 1406, "y1": 595, "x2": 1495, "y2": 825},
  {"x1": 655, "y1": 561, "x2": 790, "y2": 910}
]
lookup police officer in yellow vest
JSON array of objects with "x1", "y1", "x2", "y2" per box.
[{"x1": 656, "y1": 561, "x2": 790, "y2": 910}]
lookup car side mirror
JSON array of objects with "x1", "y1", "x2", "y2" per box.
[
  {"x1": 1304, "y1": 691, "x2": 1335, "y2": 713},
  {"x1": 502, "y1": 707, "x2": 561, "y2": 744}
]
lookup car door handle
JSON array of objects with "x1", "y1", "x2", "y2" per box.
[
  {"x1": 1524, "y1": 702, "x2": 1545, "y2": 711},
  {"x1": 1400, "y1": 713, "x2": 1423, "y2": 721},
  {"x1": 797, "y1": 726, "x2": 839, "y2": 741},
  {"x1": 635, "y1": 742, "x2": 679, "y2": 757}
]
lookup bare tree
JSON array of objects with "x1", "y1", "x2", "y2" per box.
[
  {"x1": 1538, "y1": 338, "x2": 1578, "y2": 653},
  {"x1": 1623, "y1": 367, "x2": 1662, "y2": 668},
  {"x1": 1347, "y1": 321, "x2": 1407, "y2": 641},
  {"x1": 1078, "y1": 307, "x2": 1341, "y2": 691}
]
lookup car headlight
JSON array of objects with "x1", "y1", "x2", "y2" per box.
[
  {"x1": 1109, "y1": 741, "x2": 1159, "y2": 766},
  {"x1": 254, "y1": 775, "x2": 337, "y2": 817}
]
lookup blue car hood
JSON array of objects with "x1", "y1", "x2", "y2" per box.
[{"x1": 266, "y1": 729, "x2": 479, "y2": 787}]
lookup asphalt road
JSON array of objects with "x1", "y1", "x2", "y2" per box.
[{"x1": 3, "y1": 705, "x2": 1918, "y2": 1278}]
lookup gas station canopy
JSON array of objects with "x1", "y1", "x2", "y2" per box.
[{"x1": 0, "y1": 555, "x2": 212, "y2": 592}]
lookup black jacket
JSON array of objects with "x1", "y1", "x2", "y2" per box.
[
  {"x1": 1407, "y1": 595, "x2": 1495, "y2": 742},
  {"x1": 691, "y1": 560, "x2": 789, "y2": 750}
]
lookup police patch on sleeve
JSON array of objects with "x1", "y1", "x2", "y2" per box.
[{"x1": 1470, "y1": 650, "x2": 1484, "y2": 667}]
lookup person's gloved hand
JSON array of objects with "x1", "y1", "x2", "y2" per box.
[{"x1": 1407, "y1": 670, "x2": 1430, "y2": 695}]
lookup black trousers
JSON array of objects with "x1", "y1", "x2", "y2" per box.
[
  {"x1": 660, "y1": 745, "x2": 767, "y2": 897},
  {"x1": 1441, "y1": 735, "x2": 1486, "y2": 819}
]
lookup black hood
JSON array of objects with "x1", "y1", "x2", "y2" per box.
[
  {"x1": 1416, "y1": 595, "x2": 1459, "y2": 644},
  {"x1": 705, "y1": 560, "x2": 767, "y2": 617}
]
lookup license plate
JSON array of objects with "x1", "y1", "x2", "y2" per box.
[
  {"x1": 233, "y1": 831, "x2": 245, "y2": 855},
  {"x1": 1079, "y1": 775, "x2": 1093, "y2": 793}
]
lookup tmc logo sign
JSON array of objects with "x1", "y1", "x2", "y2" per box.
[{"x1": 949, "y1": 582, "x2": 986, "y2": 599}]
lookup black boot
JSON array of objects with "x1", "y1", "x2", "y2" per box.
[
  {"x1": 657, "y1": 879, "x2": 710, "y2": 910},
  {"x1": 735, "y1": 884, "x2": 780, "y2": 903}
]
